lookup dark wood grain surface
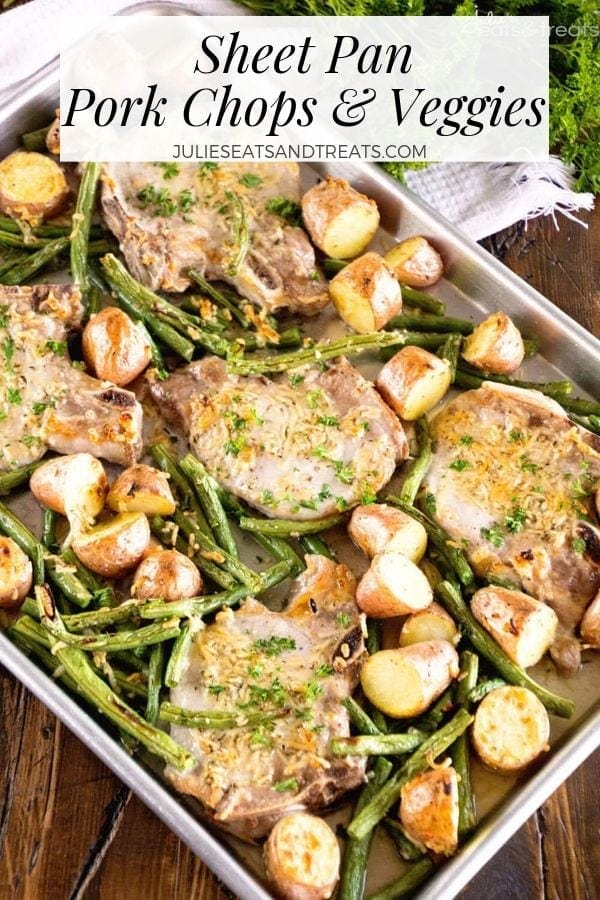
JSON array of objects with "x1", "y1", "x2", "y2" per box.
[{"x1": 1, "y1": 204, "x2": 599, "y2": 899}]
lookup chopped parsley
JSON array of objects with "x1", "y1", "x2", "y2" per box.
[
  {"x1": 336, "y1": 612, "x2": 350, "y2": 627},
  {"x1": 317, "y1": 484, "x2": 331, "y2": 501},
  {"x1": 224, "y1": 436, "x2": 247, "y2": 457},
  {"x1": 288, "y1": 373, "x2": 304, "y2": 388},
  {"x1": 156, "y1": 162, "x2": 179, "y2": 180},
  {"x1": 317, "y1": 415, "x2": 339, "y2": 427},
  {"x1": 572, "y1": 537, "x2": 586, "y2": 556},
  {"x1": 137, "y1": 184, "x2": 197, "y2": 216},
  {"x1": 0, "y1": 306, "x2": 8, "y2": 328},
  {"x1": 508, "y1": 429, "x2": 526, "y2": 443},
  {"x1": 519, "y1": 454, "x2": 539, "y2": 474},
  {"x1": 449, "y1": 458, "x2": 470, "y2": 472},
  {"x1": 199, "y1": 161, "x2": 218, "y2": 174},
  {"x1": 306, "y1": 389, "x2": 323, "y2": 409},
  {"x1": 207, "y1": 684, "x2": 225, "y2": 696},
  {"x1": 305, "y1": 679, "x2": 325, "y2": 702},
  {"x1": 238, "y1": 173, "x2": 263, "y2": 188},
  {"x1": 265, "y1": 196, "x2": 303, "y2": 227},
  {"x1": 424, "y1": 492, "x2": 437, "y2": 514},
  {"x1": 315, "y1": 664, "x2": 333, "y2": 678},
  {"x1": 252, "y1": 636, "x2": 296, "y2": 657},
  {"x1": 21, "y1": 435, "x2": 40, "y2": 448},
  {"x1": 571, "y1": 477, "x2": 591, "y2": 499},
  {"x1": 458, "y1": 434, "x2": 474, "y2": 446},
  {"x1": 6, "y1": 387, "x2": 21, "y2": 405},
  {"x1": 45, "y1": 340, "x2": 67, "y2": 356},
  {"x1": 504, "y1": 505, "x2": 528, "y2": 533},
  {"x1": 32, "y1": 401, "x2": 51, "y2": 415},
  {"x1": 274, "y1": 778, "x2": 298, "y2": 793},
  {"x1": 334, "y1": 461, "x2": 354, "y2": 484},
  {"x1": 3, "y1": 336, "x2": 14, "y2": 367},
  {"x1": 178, "y1": 188, "x2": 197, "y2": 213},
  {"x1": 261, "y1": 489, "x2": 276, "y2": 506},
  {"x1": 480, "y1": 524, "x2": 505, "y2": 548}
]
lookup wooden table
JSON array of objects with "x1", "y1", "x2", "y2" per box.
[{"x1": 1, "y1": 205, "x2": 599, "y2": 899}]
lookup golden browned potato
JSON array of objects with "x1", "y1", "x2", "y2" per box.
[
  {"x1": 131, "y1": 549, "x2": 202, "y2": 601},
  {"x1": 348, "y1": 503, "x2": 427, "y2": 562},
  {"x1": 462, "y1": 312, "x2": 525, "y2": 375},
  {"x1": 72, "y1": 512, "x2": 150, "y2": 578},
  {"x1": 82, "y1": 307, "x2": 152, "y2": 387},
  {"x1": 581, "y1": 590, "x2": 600, "y2": 648},
  {"x1": 107, "y1": 464, "x2": 176, "y2": 516},
  {"x1": 301, "y1": 176, "x2": 380, "y2": 259},
  {"x1": 356, "y1": 549, "x2": 432, "y2": 618},
  {"x1": 470, "y1": 586, "x2": 558, "y2": 668},
  {"x1": 29, "y1": 453, "x2": 108, "y2": 531},
  {"x1": 384, "y1": 236, "x2": 444, "y2": 288},
  {"x1": 399, "y1": 602, "x2": 459, "y2": 648},
  {"x1": 471, "y1": 685, "x2": 550, "y2": 772},
  {"x1": 329, "y1": 252, "x2": 402, "y2": 334},
  {"x1": 376, "y1": 346, "x2": 452, "y2": 420},
  {"x1": 264, "y1": 812, "x2": 340, "y2": 900},
  {"x1": 46, "y1": 112, "x2": 60, "y2": 155},
  {"x1": 361, "y1": 641, "x2": 459, "y2": 718},
  {"x1": 400, "y1": 766, "x2": 459, "y2": 855},
  {"x1": 0, "y1": 151, "x2": 68, "y2": 224},
  {"x1": 0, "y1": 536, "x2": 33, "y2": 608}
]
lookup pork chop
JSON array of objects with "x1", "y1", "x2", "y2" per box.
[
  {"x1": 148, "y1": 356, "x2": 407, "y2": 519},
  {"x1": 425, "y1": 382, "x2": 600, "y2": 672},
  {"x1": 0, "y1": 285, "x2": 143, "y2": 469},
  {"x1": 100, "y1": 162, "x2": 328, "y2": 315},
  {"x1": 166, "y1": 554, "x2": 366, "y2": 840}
]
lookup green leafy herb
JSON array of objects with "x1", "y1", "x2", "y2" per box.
[
  {"x1": 274, "y1": 778, "x2": 298, "y2": 793},
  {"x1": 504, "y1": 505, "x2": 528, "y2": 533},
  {"x1": 458, "y1": 434, "x2": 474, "y2": 446},
  {"x1": 265, "y1": 196, "x2": 303, "y2": 226},
  {"x1": 157, "y1": 162, "x2": 180, "y2": 180},
  {"x1": 224, "y1": 436, "x2": 247, "y2": 457},
  {"x1": 45, "y1": 340, "x2": 67, "y2": 356},
  {"x1": 572, "y1": 537, "x2": 586, "y2": 555},
  {"x1": 3, "y1": 336, "x2": 14, "y2": 367},
  {"x1": 336, "y1": 612, "x2": 350, "y2": 627},
  {"x1": 239, "y1": 173, "x2": 263, "y2": 188},
  {"x1": 6, "y1": 387, "x2": 21, "y2": 404},
  {"x1": 520, "y1": 454, "x2": 539, "y2": 474},
  {"x1": 199, "y1": 161, "x2": 218, "y2": 174},
  {"x1": 508, "y1": 429, "x2": 526, "y2": 443},
  {"x1": 252, "y1": 636, "x2": 297, "y2": 657},
  {"x1": 315, "y1": 664, "x2": 334, "y2": 678},
  {"x1": 288, "y1": 373, "x2": 304, "y2": 388},
  {"x1": 207, "y1": 684, "x2": 225, "y2": 696},
  {"x1": 317, "y1": 415, "x2": 339, "y2": 427},
  {"x1": 480, "y1": 524, "x2": 505, "y2": 548},
  {"x1": 449, "y1": 458, "x2": 470, "y2": 471}
]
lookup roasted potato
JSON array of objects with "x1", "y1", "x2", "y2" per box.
[
  {"x1": 376, "y1": 346, "x2": 452, "y2": 420},
  {"x1": 400, "y1": 765, "x2": 459, "y2": 856},
  {"x1": 471, "y1": 586, "x2": 558, "y2": 668},
  {"x1": 329, "y1": 252, "x2": 402, "y2": 334},
  {"x1": 361, "y1": 641, "x2": 459, "y2": 718},
  {"x1": 384, "y1": 236, "x2": 444, "y2": 288},
  {"x1": 0, "y1": 536, "x2": 33, "y2": 608},
  {"x1": 107, "y1": 464, "x2": 176, "y2": 516},
  {"x1": 471, "y1": 685, "x2": 550, "y2": 772},
  {"x1": 29, "y1": 453, "x2": 108, "y2": 532},
  {"x1": 0, "y1": 151, "x2": 68, "y2": 224},
  {"x1": 131, "y1": 549, "x2": 202, "y2": 601},
  {"x1": 301, "y1": 176, "x2": 379, "y2": 259},
  {"x1": 348, "y1": 503, "x2": 427, "y2": 562},
  {"x1": 399, "y1": 602, "x2": 459, "y2": 648},
  {"x1": 46, "y1": 112, "x2": 60, "y2": 156},
  {"x1": 72, "y1": 512, "x2": 150, "y2": 578},
  {"x1": 581, "y1": 590, "x2": 600, "y2": 648},
  {"x1": 462, "y1": 311, "x2": 525, "y2": 375},
  {"x1": 356, "y1": 549, "x2": 432, "y2": 618},
  {"x1": 82, "y1": 307, "x2": 152, "y2": 387},
  {"x1": 264, "y1": 812, "x2": 340, "y2": 900}
]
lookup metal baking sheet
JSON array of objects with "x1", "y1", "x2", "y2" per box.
[{"x1": 1, "y1": 12, "x2": 599, "y2": 898}]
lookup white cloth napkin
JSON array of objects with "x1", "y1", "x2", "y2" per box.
[{"x1": 0, "y1": 0, "x2": 594, "y2": 241}]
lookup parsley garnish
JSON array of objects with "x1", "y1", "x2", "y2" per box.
[
  {"x1": 572, "y1": 537, "x2": 586, "y2": 555},
  {"x1": 3, "y1": 336, "x2": 14, "y2": 367},
  {"x1": 265, "y1": 196, "x2": 302, "y2": 227},
  {"x1": 336, "y1": 612, "x2": 350, "y2": 627},
  {"x1": 504, "y1": 505, "x2": 527, "y2": 533},
  {"x1": 306, "y1": 389, "x2": 323, "y2": 409},
  {"x1": 6, "y1": 388, "x2": 21, "y2": 404},
  {"x1": 261, "y1": 489, "x2": 276, "y2": 506},
  {"x1": 305, "y1": 679, "x2": 324, "y2": 701},
  {"x1": 252, "y1": 636, "x2": 296, "y2": 657},
  {"x1": 45, "y1": 340, "x2": 67, "y2": 356},
  {"x1": 238, "y1": 173, "x2": 263, "y2": 188},
  {"x1": 480, "y1": 524, "x2": 505, "y2": 547},
  {"x1": 315, "y1": 664, "x2": 333, "y2": 678},
  {"x1": 224, "y1": 436, "x2": 247, "y2": 457},
  {"x1": 208, "y1": 684, "x2": 225, "y2": 696},
  {"x1": 288, "y1": 373, "x2": 304, "y2": 388},
  {"x1": 199, "y1": 161, "x2": 218, "y2": 174},
  {"x1": 508, "y1": 429, "x2": 526, "y2": 443},
  {"x1": 458, "y1": 434, "x2": 474, "y2": 445},
  {"x1": 157, "y1": 162, "x2": 179, "y2": 180},
  {"x1": 274, "y1": 778, "x2": 298, "y2": 793},
  {"x1": 519, "y1": 454, "x2": 539, "y2": 474},
  {"x1": 449, "y1": 459, "x2": 470, "y2": 471},
  {"x1": 360, "y1": 487, "x2": 377, "y2": 505}
]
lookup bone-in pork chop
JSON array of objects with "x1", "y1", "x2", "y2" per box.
[
  {"x1": 101, "y1": 162, "x2": 328, "y2": 314},
  {"x1": 149, "y1": 356, "x2": 407, "y2": 519},
  {"x1": 166, "y1": 554, "x2": 366, "y2": 841},
  {"x1": 425, "y1": 382, "x2": 600, "y2": 672},
  {"x1": 0, "y1": 285, "x2": 143, "y2": 469}
]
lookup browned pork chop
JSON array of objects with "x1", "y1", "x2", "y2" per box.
[
  {"x1": 0, "y1": 285, "x2": 143, "y2": 469},
  {"x1": 425, "y1": 382, "x2": 600, "y2": 672},
  {"x1": 149, "y1": 356, "x2": 407, "y2": 519},
  {"x1": 101, "y1": 162, "x2": 328, "y2": 314},
  {"x1": 166, "y1": 554, "x2": 366, "y2": 840}
]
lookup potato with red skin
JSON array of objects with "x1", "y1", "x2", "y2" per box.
[
  {"x1": 399, "y1": 602, "x2": 459, "y2": 647},
  {"x1": 348, "y1": 503, "x2": 427, "y2": 561},
  {"x1": 132, "y1": 549, "x2": 202, "y2": 601},
  {"x1": 72, "y1": 512, "x2": 150, "y2": 578},
  {"x1": 471, "y1": 685, "x2": 550, "y2": 772},
  {"x1": 329, "y1": 252, "x2": 402, "y2": 334},
  {"x1": 462, "y1": 311, "x2": 525, "y2": 375},
  {"x1": 82, "y1": 307, "x2": 152, "y2": 386},
  {"x1": 400, "y1": 766, "x2": 459, "y2": 855},
  {"x1": 302, "y1": 176, "x2": 380, "y2": 260},
  {"x1": 470, "y1": 586, "x2": 558, "y2": 668},
  {"x1": 385, "y1": 236, "x2": 444, "y2": 288},
  {"x1": 264, "y1": 812, "x2": 340, "y2": 900},
  {"x1": 356, "y1": 550, "x2": 432, "y2": 618},
  {"x1": 0, "y1": 537, "x2": 33, "y2": 608},
  {"x1": 376, "y1": 346, "x2": 451, "y2": 420},
  {"x1": 107, "y1": 464, "x2": 176, "y2": 516},
  {"x1": 581, "y1": 590, "x2": 600, "y2": 648},
  {"x1": 30, "y1": 453, "x2": 108, "y2": 532},
  {"x1": 0, "y1": 151, "x2": 68, "y2": 224}
]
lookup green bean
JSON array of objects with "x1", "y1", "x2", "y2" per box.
[
  {"x1": 559, "y1": 396, "x2": 600, "y2": 417},
  {"x1": 239, "y1": 512, "x2": 346, "y2": 536},
  {"x1": 367, "y1": 858, "x2": 434, "y2": 900},
  {"x1": 110, "y1": 650, "x2": 150, "y2": 676},
  {"x1": 439, "y1": 332, "x2": 462, "y2": 382},
  {"x1": 63, "y1": 598, "x2": 146, "y2": 632},
  {"x1": 175, "y1": 509, "x2": 262, "y2": 590},
  {"x1": 400, "y1": 284, "x2": 445, "y2": 315},
  {"x1": 378, "y1": 333, "x2": 448, "y2": 361},
  {"x1": 523, "y1": 337, "x2": 539, "y2": 358},
  {"x1": 365, "y1": 621, "x2": 388, "y2": 733},
  {"x1": 42, "y1": 615, "x2": 181, "y2": 652},
  {"x1": 41, "y1": 508, "x2": 58, "y2": 554},
  {"x1": 0, "y1": 248, "x2": 28, "y2": 278},
  {"x1": 435, "y1": 581, "x2": 574, "y2": 718},
  {"x1": 86, "y1": 239, "x2": 117, "y2": 257},
  {"x1": 347, "y1": 708, "x2": 473, "y2": 841},
  {"x1": 384, "y1": 496, "x2": 474, "y2": 589},
  {"x1": 151, "y1": 517, "x2": 236, "y2": 591},
  {"x1": 146, "y1": 643, "x2": 165, "y2": 725},
  {"x1": 180, "y1": 454, "x2": 239, "y2": 559},
  {"x1": 0, "y1": 229, "x2": 48, "y2": 249},
  {"x1": 228, "y1": 330, "x2": 443, "y2": 376},
  {"x1": 342, "y1": 697, "x2": 383, "y2": 737},
  {"x1": 417, "y1": 686, "x2": 455, "y2": 732},
  {"x1": 35, "y1": 587, "x2": 194, "y2": 770},
  {"x1": 453, "y1": 650, "x2": 479, "y2": 836},
  {"x1": 113, "y1": 286, "x2": 195, "y2": 362},
  {"x1": 468, "y1": 678, "x2": 507, "y2": 704},
  {"x1": 10, "y1": 627, "x2": 80, "y2": 694},
  {"x1": 21, "y1": 124, "x2": 51, "y2": 150},
  {"x1": 70, "y1": 162, "x2": 101, "y2": 293},
  {"x1": 159, "y1": 701, "x2": 287, "y2": 730},
  {"x1": 331, "y1": 731, "x2": 426, "y2": 757},
  {"x1": 164, "y1": 618, "x2": 202, "y2": 688},
  {"x1": 455, "y1": 366, "x2": 573, "y2": 401},
  {"x1": 0, "y1": 459, "x2": 45, "y2": 495},
  {"x1": 188, "y1": 268, "x2": 250, "y2": 328},
  {"x1": 1, "y1": 236, "x2": 69, "y2": 285},
  {"x1": 388, "y1": 314, "x2": 472, "y2": 334},
  {"x1": 382, "y1": 819, "x2": 424, "y2": 862},
  {"x1": 59, "y1": 547, "x2": 115, "y2": 605},
  {"x1": 485, "y1": 574, "x2": 522, "y2": 591},
  {"x1": 0, "y1": 216, "x2": 102, "y2": 240},
  {"x1": 399, "y1": 417, "x2": 432, "y2": 505},
  {"x1": 113, "y1": 670, "x2": 148, "y2": 700},
  {"x1": 44, "y1": 557, "x2": 93, "y2": 608},
  {"x1": 339, "y1": 757, "x2": 394, "y2": 900},
  {"x1": 299, "y1": 534, "x2": 335, "y2": 560},
  {"x1": 148, "y1": 443, "x2": 210, "y2": 532},
  {"x1": 322, "y1": 258, "x2": 348, "y2": 277},
  {"x1": 138, "y1": 320, "x2": 169, "y2": 381},
  {"x1": 589, "y1": 415, "x2": 600, "y2": 432},
  {"x1": 0, "y1": 500, "x2": 44, "y2": 583}
]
